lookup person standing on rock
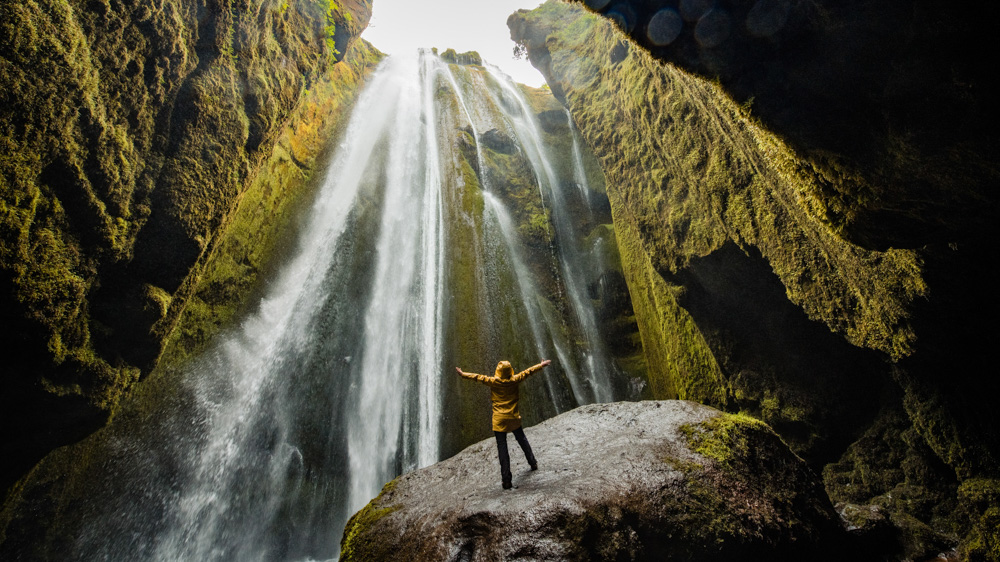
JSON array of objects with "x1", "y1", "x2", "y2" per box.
[{"x1": 456, "y1": 359, "x2": 552, "y2": 490}]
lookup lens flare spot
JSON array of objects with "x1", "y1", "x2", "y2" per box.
[
  {"x1": 647, "y1": 8, "x2": 683, "y2": 46},
  {"x1": 607, "y1": 3, "x2": 637, "y2": 33}
]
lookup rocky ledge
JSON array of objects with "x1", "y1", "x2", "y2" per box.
[{"x1": 341, "y1": 401, "x2": 847, "y2": 561}]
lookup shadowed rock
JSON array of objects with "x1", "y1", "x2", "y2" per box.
[{"x1": 341, "y1": 400, "x2": 845, "y2": 561}]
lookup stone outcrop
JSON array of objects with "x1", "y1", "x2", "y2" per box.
[
  {"x1": 509, "y1": 1, "x2": 998, "y2": 558},
  {"x1": 341, "y1": 400, "x2": 845, "y2": 561},
  {"x1": 0, "y1": 0, "x2": 376, "y2": 493}
]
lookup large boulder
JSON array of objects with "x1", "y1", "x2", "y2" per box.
[{"x1": 341, "y1": 401, "x2": 845, "y2": 561}]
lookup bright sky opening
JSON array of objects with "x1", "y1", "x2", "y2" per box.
[{"x1": 361, "y1": 0, "x2": 547, "y2": 87}]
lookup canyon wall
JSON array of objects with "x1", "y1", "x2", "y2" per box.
[
  {"x1": 0, "y1": 0, "x2": 378, "y2": 493},
  {"x1": 510, "y1": 2, "x2": 998, "y2": 559}
]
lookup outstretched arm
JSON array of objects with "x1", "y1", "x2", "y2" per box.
[
  {"x1": 512, "y1": 359, "x2": 552, "y2": 382},
  {"x1": 456, "y1": 367, "x2": 493, "y2": 384}
]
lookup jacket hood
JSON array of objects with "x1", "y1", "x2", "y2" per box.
[{"x1": 495, "y1": 360, "x2": 514, "y2": 379}]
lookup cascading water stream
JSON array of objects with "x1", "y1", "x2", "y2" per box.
[
  {"x1": 483, "y1": 64, "x2": 617, "y2": 403},
  {"x1": 64, "y1": 49, "x2": 629, "y2": 562},
  {"x1": 481, "y1": 191, "x2": 586, "y2": 403},
  {"x1": 143, "y1": 54, "x2": 434, "y2": 561},
  {"x1": 568, "y1": 108, "x2": 595, "y2": 215}
]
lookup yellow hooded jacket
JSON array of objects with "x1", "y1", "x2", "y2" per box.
[{"x1": 459, "y1": 360, "x2": 546, "y2": 432}]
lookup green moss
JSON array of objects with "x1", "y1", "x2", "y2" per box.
[
  {"x1": 340, "y1": 479, "x2": 401, "y2": 561},
  {"x1": 897, "y1": 375, "x2": 990, "y2": 481},
  {"x1": 609, "y1": 182, "x2": 727, "y2": 405},
  {"x1": 822, "y1": 404, "x2": 961, "y2": 559},
  {"x1": 439, "y1": 48, "x2": 482, "y2": 66},
  {"x1": 478, "y1": 144, "x2": 551, "y2": 246},
  {"x1": 324, "y1": 3, "x2": 340, "y2": 60},
  {"x1": 681, "y1": 412, "x2": 771, "y2": 470},
  {"x1": 958, "y1": 479, "x2": 1000, "y2": 562}
]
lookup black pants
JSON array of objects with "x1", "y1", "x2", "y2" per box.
[{"x1": 494, "y1": 427, "x2": 536, "y2": 485}]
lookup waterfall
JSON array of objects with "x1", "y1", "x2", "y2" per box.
[
  {"x1": 440, "y1": 65, "x2": 583, "y2": 409},
  {"x1": 65, "y1": 49, "x2": 628, "y2": 562},
  {"x1": 344, "y1": 51, "x2": 446, "y2": 513}
]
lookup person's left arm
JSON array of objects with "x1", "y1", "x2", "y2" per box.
[{"x1": 511, "y1": 359, "x2": 552, "y2": 383}]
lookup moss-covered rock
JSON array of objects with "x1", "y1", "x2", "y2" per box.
[
  {"x1": 341, "y1": 401, "x2": 846, "y2": 561},
  {"x1": 340, "y1": 479, "x2": 401, "y2": 561},
  {"x1": 439, "y1": 48, "x2": 482, "y2": 66},
  {"x1": 957, "y1": 479, "x2": 1000, "y2": 562},
  {"x1": 823, "y1": 402, "x2": 961, "y2": 559},
  {"x1": 0, "y1": 0, "x2": 374, "y2": 496}
]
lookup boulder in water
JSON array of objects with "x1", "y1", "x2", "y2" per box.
[{"x1": 341, "y1": 400, "x2": 846, "y2": 561}]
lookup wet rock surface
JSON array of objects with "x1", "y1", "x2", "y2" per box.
[{"x1": 341, "y1": 400, "x2": 845, "y2": 561}]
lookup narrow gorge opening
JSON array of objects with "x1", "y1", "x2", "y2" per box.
[{"x1": 3, "y1": 0, "x2": 995, "y2": 560}]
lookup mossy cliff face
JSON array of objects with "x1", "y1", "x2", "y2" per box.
[
  {"x1": 510, "y1": 1, "x2": 997, "y2": 558},
  {"x1": 0, "y1": 38, "x2": 382, "y2": 560},
  {"x1": 0, "y1": 0, "x2": 374, "y2": 493},
  {"x1": 159, "y1": 38, "x2": 382, "y2": 367}
]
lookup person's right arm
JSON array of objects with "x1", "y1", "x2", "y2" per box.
[{"x1": 456, "y1": 367, "x2": 493, "y2": 384}]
